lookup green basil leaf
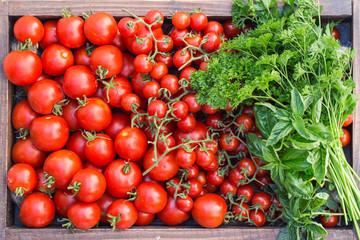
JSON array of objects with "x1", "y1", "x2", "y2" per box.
[
  {"x1": 246, "y1": 133, "x2": 263, "y2": 159},
  {"x1": 312, "y1": 96, "x2": 323, "y2": 123},
  {"x1": 312, "y1": 148, "x2": 328, "y2": 185},
  {"x1": 319, "y1": 189, "x2": 339, "y2": 211},
  {"x1": 254, "y1": 104, "x2": 277, "y2": 138},
  {"x1": 292, "y1": 115, "x2": 310, "y2": 139},
  {"x1": 275, "y1": 109, "x2": 291, "y2": 121},
  {"x1": 262, "y1": 145, "x2": 278, "y2": 163},
  {"x1": 305, "y1": 221, "x2": 327, "y2": 236},
  {"x1": 284, "y1": 172, "x2": 313, "y2": 199},
  {"x1": 299, "y1": 198, "x2": 311, "y2": 212},
  {"x1": 290, "y1": 134, "x2": 320, "y2": 150},
  {"x1": 281, "y1": 149, "x2": 311, "y2": 171},
  {"x1": 303, "y1": 95, "x2": 314, "y2": 111},
  {"x1": 311, "y1": 192, "x2": 329, "y2": 211},
  {"x1": 307, "y1": 123, "x2": 332, "y2": 142},
  {"x1": 276, "y1": 227, "x2": 291, "y2": 240},
  {"x1": 266, "y1": 121, "x2": 293, "y2": 146},
  {"x1": 291, "y1": 88, "x2": 305, "y2": 117}
]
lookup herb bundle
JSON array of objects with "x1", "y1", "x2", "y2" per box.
[{"x1": 190, "y1": 0, "x2": 360, "y2": 239}]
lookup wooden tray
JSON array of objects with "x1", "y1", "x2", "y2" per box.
[{"x1": 0, "y1": 0, "x2": 358, "y2": 239}]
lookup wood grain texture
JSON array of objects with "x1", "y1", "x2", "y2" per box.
[
  {"x1": 4, "y1": 226, "x2": 354, "y2": 240},
  {"x1": 4, "y1": 0, "x2": 352, "y2": 18}
]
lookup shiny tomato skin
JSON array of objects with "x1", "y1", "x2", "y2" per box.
[
  {"x1": 84, "y1": 133, "x2": 116, "y2": 166},
  {"x1": 7, "y1": 163, "x2": 37, "y2": 196},
  {"x1": 150, "y1": 62, "x2": 168, "y2": 81},
  {"x1": 237, "y1": 184, "x2": 254, "y2": 203},
  {"x1": 220, "y1": 179, "x2": 237, "y2": 196},
  {"x1": 332, "y1": 27, "x2": 340, "y2": 40},
  {"x1": 41, "y1": 44, "x2": 74, "y2": 76},
  {"x1": 76, "y1": 97, "x2": 112, "y2": 131},
  {"x1": 12, "y1": 99, "x2": 40, "y2": 130},
  {"x1": 190, "y1": 12, "x2": 208, "y2": 31},
  {"x1": 155, "y1": 54, "x2": 173, "y2": 68},
  {"x1": 107, "y1": 199, "x2": 138, "y2": 230},
  {"x1": 176, "y1": 147, "x2": 196, "y2": 168},
  {"x1": 204, "y1": 21, "x2": 223, "y2": 35},
  {"x1": 56, "y1": 16, "x2": 86, "y2": 48},
  {"x1": 62, "y1": 99, "x2": 81, "y2": 131},
  {"x1": 182, "y1": 93, "x2": 202, "y2": 113},
  {"x1": 161, "y1": 74, "x2": 180, "y2": 94},
  {"x1": 229, "y1": 167, "x2": 245, "y2": 186},
  {"x1": 132, "y1": 35, "x2": 153, "y2": 55},
  {"x1": 144, "y1": 10, "x2": 164, "y2": 30},
  {"x1": 174, "y1": 121, "x2": 209, "y2": 148},
  {"x1": 105, "y1": 113, "x2": 131, "y2": 139},
  {"x1": 96, "y1": 192, "x2": 115, "y2": 223},
  {"x1": 90, "y1": 45, "x2": 124, "y2": 78},
  {"x1": 156, "y1": 35, "x2": 174, "y2": 52},
  {"x1": 103, "y1": 76, "x2": 132, "y2": 108},
  {"x1": 84, "y1": 161, "x2": 106, "y2": 174},
  {"x1": 185, "y1": 164, "x2": 199, "y2": 179},
  {"x1": 14, "y1": 16, "x2": 44, "y2": 43},
  {"x1": 30, "y1": 115, "x2": 69, "y2": 152},
  {"x1": 148, "y1": 100, "x2": 168, "y2": 118},
  {"x1": 19, "y1": 192, "x2": 55, "y2": 228},
  {"x1": 238, "y1": 158, "x2": 256, "y2": 176},
  {"x1": 115, "y1": 126, "x2": 148, "y2": 161},
  {"x1": 40, "y1": 20, "x2": 59, "y2": 49},
  {"x1": 236, "y1": 115, "x2": 254, "y2": 133},
  {"x1": 67, "y1": 202, "x2": 101, "y2": 230},
  {"x1": 176, "y1": 196, "x2": 194, "y2": 212},
  {"x1": 136, "y1": 211, "x2": 155, "y2": 226},
  {"x1": 343, "y1": 114, "x2": 353, "y2": 127},
  {"x1": 321, "y1": 211, "x2": 339, "y2": 227},
  {"x1": 134, "y1": 54, "x2": 153, "y2": 74},
  {"x1": 3, "y1": 51, "x2": 42, "y2": 86},
  {"x1": 172, "y1": 12, "x2": 190, "y2": 30},
  {"x1": 202, "y1": 32, "x2": 220, "y2": 53},
  {"x1": 63, "y1": 65, "x2": 98, "y2": 99},
  {"x1": 187, "y1": 179, "x2": 203, "y2": 198},
  {"x1": 220, "y1": 133, "x2": 240, "y2": 151},
  {"x1": 53, "y1": 189, "x2": 78, "y2": 217},
  {"x1": 195, "y1": 148, "x2": 216, "y2": 168},
  {"x1": 104, "y1": 159, "x2": 142, "y2": 198},
  {"x1": 35, "y1": 167, "x2": 53, "y2": 193},
  {"x1": 43, "y1": 149, "x2": 83, "y2": 189},
  {"x1": 74, "y1": 46, "x2": 90, "y2": 67},
  {"x1": 206, "y1": 170, "x2": 225, "y2": 186},
  {"x1": 173, "y1": 49, "x2": 191, "y2": 69},
  {"x1": 232, "y1": 202, "x2": 249, "y2": 221},
  {"x1": 252, "y1": 192, "x2": 271, "y2": 211},
  {"x1": 66, "y1": 131, "x2": 87, "y2": 162},
  {"x1": 134, "y1": 182, "x2": 167, "y2": 214},
  {"x1": 192, "y1": 193, "x2": 227, "y2": 228},
  {"x1": 170, "y1": 28, "x2": 189, "y2": 47},
  {"x1": 157, "y1": 195, "x2": 191, "y2": 225},
  {"x1": 143, "y1": 147, "x2": 179, "y2": 181},
  {"x1": 340, "y1": 128, "x2": 351, "y2": 147},
  {"x1": 223, "y1": 20, "x2": 241, "y2": 38},
  {"x1": 84, "y1": 12, "x2": 117, "y2": 45},
  {"x1": 12, "y1": 136, "x2": 48, "y2": 169},
  {"x1": 250, "y1": 210, "x2": 266, "y2": 227},
  {"x1": 119, "y1": 53, "x2": 135, "y2": 79},
  {"x1": 27, "y1": 79, "x2": 65, "y2": 115}
]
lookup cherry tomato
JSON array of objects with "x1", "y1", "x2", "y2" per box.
[
  {"x1": 172, "y1": 12, "x2": 190, "y2": 30},
  {"x1": 158, "y1": 195, "x2": 191, "y2": 225},
  {"x1": 12, "y1": 136, "x2": 47, "y2": 169},
  {"x1": 220, "y1": 179, "x2": 237, "y2": 196},
  {"x1": 340, "y1": 128, "x2": 351, "y2": 147},
  {"x1": 19, "y1": 192, "x2": 55, "y2": 228},
  {"x1": 232, "y1": 202, "x2": 249, "y2": 221},
  {"x1": 118, "y1": 17, "x2": 140, "y2": 38},
  {"x1": 63, "y1": 65, "x2": 97, "y2": 99},
  {"x1": 155, "y1": 53, "x2": 173, "y2": 68},
  {"x1": 236, "y1": 115, "x2": 254, "y2": 133},
  {"x1": 74, "y1": 45, "x2": 91, "y2": 67},
  {"x1": 134, "y1": 54, "x2": 153, "y2": 74},
  {"x1": 204, "y1": 21, "x2": 223, "y2": 35},
  {"x1": 121, "y1": 93, "x2": 140, "y2": 112},
  {"x1": 104, "y1": 113, "x2": 131, "y2": 139},
  {"x1": 156, "y1": 35, "x2": 174, "y2": 52},
  {"x1": 176, "y1": 196, "x2": 194, "y2": 212},
  {"x1": 250, "y1": 210, "x2": 266, "y2": 227},
  {"x1": 202, "y1": 32, "x2": 220, "y2": 53},
  {"x1": 177, "y1": 114, "x2": 196, "y2": 132},
  {"x1": 61, "y1": 99, "x2": 81, "y2": 131},
  {"x1": 57, "y1": 15, "x2": 86, "y2": 48},
  {"x1": 172, "y1": 101, "x2": 189, "y2": 119},
  {"x1": 332, "y1": 27, "x2": 340, "y2": 40},
  {"x1": 176, "y1": 147, "x2": 196, "y2": 168},
  {"x1": 84, "y1": 12, "x2": 117, "y2": 45},
  {"x1": 40, "y1": 20, "x2": 59, "y2": 49},
  {"x1": 7, "y1": 163, "x2": 36, "y2": 196},
  {"x1": 206, "y1": 113, "x2": 223, "y2": 129},
  {"x1": 41, "y1": 44, "x2": 74, "y2": 76},
  {"x1": 192, "y1": 193, "x2": 227, "y2": 228},
  {"x1": 185, "y1": 34, "x2": 202, "y2": 47},
  {"x1": 173, "y1": 49, "x2": 191, "y2": 69},
  {"x1": 195, "y1": 148, "x2": 216, "y2": 168},
  {"x1": 143, "y1": 81, "x2": 160, "y2": 99},
  {"x1": 115, "y1": 126, "x2": 148, "y2": 161},
  {"x1": 238, "y1": 158, "x2": 256, "y2": 176},
  {"x1": 223, "y1": 20, "x2": 241, "y2": 38},
  {"x1": 252, "y1": 192, "x2": 271, "y2": 211},
  {"x1": 150, "y1": 62, "x2": 168, "y2": 81},
  {"x1": 12, "y1": 99, "x2": 40, "y2": 130},
  {"x1": 54, "y1": 189, "x2": 78, "y2": 218},
  {"x1": 67, "y1": 202, "x2": 101, "y2": 229},
  {"x1": 119, "y1": 53, "x2": 135, "y2": 79},
  {"x1": 161, "y1": 74, "x2": 180, "y2": 94},
  {"x1": 185, "y1": 164, "x2": 200, "y2": 179},
  {"x1": 132, "y1": 35, "x2": 153, "y2": 55},
  {"x1": 105, "y1": 159, "x2": 142, "y2": 198},
  {"x1": 166, "y1": 177, "x2": 183, "y2": 196},
  {"x1": 255, "y1": 173, "x2": 274, "y2": 188},
  {"x1": 229, "y1": 167, "x2": 245, "y2": 186},
  {"x1": 136, "y1": 212, "x2": 155, "y2": 226},
  {"x1": 174, "y1": 121, "x2": 209, "y2": 148},
  {"x1": 187, "y1": 178, "x2": 203, "y2": 197},
  {"x1": 66, "y1": 131, "x2": 87, "y2": 162},
  {"x1": 145, "y1": 10, "x2": 164, "y2": 30},
  {"x1": 220, "y1": 133, "x2": 240, "y2": 151},
  {"x1": 321, "y1": 210, "x2": 339, "y2": 227},
  {"x1": 84, "y1": 133, "x2": 115, "y2": 166},
  {"x1": 170, "y1": 28, "x2": 189, "y2": 47},
  {"x1": 190, "y1": 12, "x2": 208, "y2": 31},
  {"x1": 134, "y1": 182, "x2": 167, "y2": 214},
  {"x1": 43, "y1": 149, "x2": 83, "y2": 189},
  {"x1": 14, "y1": 16, "x2": 44, "y2": 43},
  {"x1": 103, "y1": 76, "x2": 132, "y2": 108},
  {"x1": 343, "y1": 114, "x2": 353, "y2": 127},
  {"x1": 84, "y1": 161, "x2": 106, "y2": 174},
  {"x1": 90, "y1": 45, "x2": 123, "y2": 78},
  {"x1": 111, "y1": 30, "x2": 127, "y2": 51},
  {"x1": 107, "y1": 199, "x2": 138, "y2": 230},
  {"x1": 182, "y1": 93, "x2": 202, "y2": 112},
  {"x1": 206, "y1": 169, "x2": 225, "y2": 186},
  {"x1": 156, "y1": 135, "x2": 175, "y2": 154},
  {"x1": 34, "y1": 167, "x2": 54, "y2": 194},
  {"x1": 3, "y1": 51, "x2": 42, "y2": 86},
  {"x1": 148, "y1": 100, "x2": 168, "y2": 118},
  {"x1": 96, "y1": 192, "x2": 115, "y2": 223},
  {"x1": 237, "y1": 184, "x2": 254, "y2": 203}
]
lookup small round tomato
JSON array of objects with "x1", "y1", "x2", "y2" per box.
[
  {"x1": 65, "y1": 131, "x2": 87, "y2": 162},
  {"x1": 84, "y1": 133, "x2": 116, "y2": 166},
  {"x1": 67, "y1": 202, "x2": 101, "y2": 229},
  {"x1": 41, "y1": 44, "x2": 74, "y2": 76},
  {"x1": 63, "y1": 65, "x2": 97, "y2": 99},
  {"x1": 134, "y1": 54, "x2": 153, "y2": 74},
  {"x1": 30, "y1": 115, "x2": 69, "y2": 152},
  {"x1": 119, "y1": 53, "x2": 135, "y2": 79},
  {"x1": 145, "y1": 10, "x2": 164, "y2": 30},
  {"x1": 195, "y1": 148, "x2": 216, "y2": 168},
  {"x1": 177, "y1": 114, "x2": 196, "y2": 132},
  {"x1": 220, "y1": 179, "x2": 237, "y2": 196},
  {"x1": 185, "y1": 164, "x2": 199, "y2": 179},
  {"x1": 229, "y1": 167, "x2": 245, "y2": 186},
  {"x1": 43, "y1": 149, "x2": 83, "y2": 189},
  {"x1": 172, "y1": 12, "x2": 190, "y2": 30},
  {"x1": 332, "y1": 27, "x2": 340, "y2": 40},
  {"x1": 204, "y1": 21, "x2": 223, "y2": 35},
  {"x1": 343, "y1": 114, "x2": 353, "y2": 127},
  {"x1": 223, "y1": 20, "x2": 241, "y2": 37},
  {"x1": 150, "y1": 62, "x2": 168, "y2": 81},
  {"x1": 107, "y1": 199, "x2": 138, "y2": 230},
  {"x1": 236, "y1": 115, "x2": 254, "y2": 133},
  {"x1": 84, "y1": 12, "x2": 117, "y2": 45},
  {"x1": 192, "y1": 193, "x2": 227, "y2": 228},
  {"x1": 74, "y1": 45, "x2": 91, "y2": 67},
  {"x1": 103, "y1": 76, "x2": 132, "y2": 108},
  {"x1": 232, "y1": 202, "x2": 249, "y2": 221},
  {"x1": 161, "y1": 74, "x2": 180, "y2": 94},
  {"x1": 206, "y1": 113, "x2": 223, "y2": 129},
  {"x1": 176, "y1": 196, "x2": 194, "y2": 212},
  {"x1": 185, "y1": 34, "x2": 202, "y2": 47},
  {"x1": 105, "y1": 159, "x2": 142, "y2": 198},
  {"x1": 115, "y1": 127, "x2": 148, "y2": 161},
  {"x1": 172, "y1": 101, "x2": 189, "y2": 119},
  {"x1": 12, "y1": 136, "x2": 48, "y2": 169},
  {"x1": 121, "y1": 93, "x2": 140, "y2": 112},
  {"x1": 182, "y1": 93, "x2": 202, "y2": 113},
  {"x1": 155, "y1": 53, "x2": 173, "y2": 68},
  {"x1": 166, "y1": 177, "x2": 183, "y2": 196},
  {"x1": 340, "y1": 128, "x2": 351, "y2": 147},
  {"x1": 237, "y1": 184, "x2": 254, "y2": 203},
  {"x1": 156, "y1": 135, "x2": 175, "y2": 154},
  {"x1": 250, "y1": 210, "x2": 265, "y2": 227},
  {"x1": 187, "y1": 178, "x2": 203, "y2": 198},
  {"x1": 40, "y1": 20, "x2": 59, "y2": 49},
  {"x1": 202, "y1": 32, "x2": 220, "y2": 53},
  {"x1": 57, "y1": 15, "x2": 86, "y2": 48},
  {"x1": 132, "y1": 35, "x2": 153, "y2": 55},
  {"x1": 321, "y1": 211, "x2": 339, "y2": 227},
  {"x1": 136, "y1": 212, "x2": 155, "y2": 226},
  {"x1": 220, "y1": 133, "x2": 240, "y2": 151},
  {"x1": 3, "y1": 51, "x2": 42, "y2": 86},
  {"x1": 7, "y1": 163, "x2": 36, "y2": 196},
  {"x1": 238, "y1": 158, "x2": 256, "y2": 176},
  {"x1": 19, "y1": 192, "x2": 55, "y2": 228},
  {"x1": 156, "y1": 35, "x2": 174, "y2": 52},
  {"x1": 96, "y1": 192, "x2": 115, "y2": 223},
  {"x1": 134, "y1": 182, "x2": 167, "y2": 214},
  {"x1": 104, "y1": 113, "x2": 131, "y2": 139},
  {"x1": 84, "y1": 161, "x2": 106, "y2": 174},
  {"x1": 12, "y1": 99, "x2": 40, "y2": 130},
  {"x1": 35, "y1": 168, "x2": 54, "y2": 194},
  {"x1": 252, "y1": 192, "x2": 271, "y2": 211},
  {"x1": 148, "y1": 100, "x2": 168, "y2": 118},
  {"x1": 173, "y1": 49, "x2": 191, "y2": 69},
  {"x1": 202, "y1": 104, "x2": 218, "y2": 115},
  {"x1": 190, "y1": 12, "x2": 208, "y2": 31},
  {"x1": 143, "y1": 81, "x2": 160, "y2": 99},
  {"x1": 170, "y1": 28, "x2": 189, "y2": 47},
  {"x1": 75, "y1": 97, "x2": 112, "y2": 131},
  {"x1": 90, "y1": 45, "x2": 123, "y2": 78},
  {"x1": 158, "y1": 195, "x2": 191, "y2": 225},
  {"x1": 14, "y1": 16, "x2": 44, "y2": 43},
  {"x1": 176, "y1": 147, "x2": 196, "y2": 168},
  {"x1": 61, "y1": 99, "x2": 81, "y2": 131},
  {"x1": 54, "y1": 189, "x2": 78, "y2": 218},
  {"x1": 118, "y1": 17, "x2": 140, "y2": 38},
  {"x1": 206, "y1": 169, "x2": 225, "y2": 186}
]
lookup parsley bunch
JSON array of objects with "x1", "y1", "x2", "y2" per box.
[{"x1": 191, "y1": 0, "x2": 360, "y2": 239}]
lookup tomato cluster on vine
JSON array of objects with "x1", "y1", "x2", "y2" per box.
[{"x1": 4, "y1": 7, "x2": 284, "y2": 231}]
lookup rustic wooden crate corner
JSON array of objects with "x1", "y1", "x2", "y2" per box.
[{"x1": 0, "y1": 0, "x2": 358, "y2": 239}]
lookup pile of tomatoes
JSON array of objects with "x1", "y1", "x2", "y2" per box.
[{"x1": 4, "y1": 7, "x2": 283, "y2": 231}]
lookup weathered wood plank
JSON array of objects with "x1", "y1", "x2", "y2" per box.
[
  {"x1": 5, "y1": 0, "x2": 352, "y2": 18},
  {"x1": 4, "y1": 226, "x2": 354, "y2": 240}
]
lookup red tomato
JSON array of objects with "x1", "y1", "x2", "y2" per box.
[
  {"x1": 118, "y1": 17, "x2": 140, "y2": 38},
  {"x1": 332, "y1": 27, "x2": 340, "y2": 40},
  {"x1": 237, "y1": 184, "x2": 254, "y2": 203},
  {"x1": 170, "y1": 28, "x2": 189, "y2": 47},
  {"x1": 150, "y1": 62, "x2": 168, "y2": 81},
  {"x1": 166, "y1": 177, "x2": 183, "y2": 196},
  {"x1": 107, "y1": 199, "x2": 138, "y2": 230},
  {"x1": 206, "y1": 169, "x2": 225, "y2": 186},
  {"x1": 255, "y1": 173, "x2": 273, "y2": 188},
  {"x1": 156, "y1": 35, "x2": 174, "y2": 52},
  {"x1": 3, "y1": 51, "x2": 42, "y2": 86},
  {"x1": 34, "y1": 167, "x2": 54, "y2": 193},
  {"x1": 236, "y1": 115, "x2": 254, "y2": 133},
  {"x1": 220, "y1": 179, "x2": 237, "y2": 196},
  {"x1": 202, "y1": 104, "x2": 218, "y2": 114},
  {"x1": 232, "y1": 202, "x2": 249, "y2": 221},
  {"x1": 155, "y1": 53, "x2": 173, "y2": 68},
  {"x1": 12, "y1": 99, "x2": 40, "y2": 130},
  {"x1": 84, "y1": 133, "x2": 116, "y2": 166},
  {"x1": 104, "y1": 113, "x2": 131, "y2": 139},
  {"x1": 220, "y1": 133, "x2": 240, "y2": 151},
  {"x1": 185, "y1": 164, "x2": 200, "y2": 179},
  {"x1": 43, "y1": 149, "x2": 83, "y2": 189},
  {"x1": 190, "y1": 12, "x2": 208, "y2": 31},
  {"x1": 192, "y1": 193, "x2": 227, "y2": 228},
  {"x1": 54, "y1": 189, "x2": 78, "y2": 217},
  {"x1": 173, "y1": 49, "x2": 191, "y2": 69},
  {"x1": 74, "y1": 45, "x2": 91, "y2": 67},
  {"x1": 40, "y1": 20, "x2": 59, "y2": 49},
  {"x1": 90, "y1": 45, "x2": 124, "y2": 78},
  {"x1": 96, "y1": 192, "x2": 115, "y2": 223},
  {"x1": 182, "y1": 93, "x2": 202, "y2": 113},
  {"x1": 185, "y1": 34, "x2": 202, "y2": 47},
  {"x1": 30, "y1": 115, "x2": 69, "y2": 152},
  {"x1": 111, "y1": 29, "x2": 127, "y2": 51},
  {"x1": 75, "y1": 97, "x2": 112, "y2": 131},
  {"x1": 187, "y1": 178, "x2": 203, "y2": 197},
  {"x1": 343, "y1": 114, "x2": 353, "y2": 127},
  {"x1": 136, "y1": 212, "x2": 155, "y2": 226},
  {"x1": 202, "y1": 32, "x2": 221, "y2": 53},
  {"x1": 119, "y1": 53, "x2": 135, "y2": 79},
  {"x1": 172, "y1": 12, "x2": 190, "y2": 30},
  {"x1": 19, "y1": 192, "x2": 55, "y2": 228},
  {"x1": 174, "y1": 121, "x2": 209, "y2": 147},
  {"x1": 14, "y1": 16, "x2": 44, "y2": 43},
  {"x1": 134, "y1": 182, "x2": 167, "y2": 214},
  {"x1": 145, "y1": 10, "x2": 164, "y2": 30},
  {"x1": 105, "y1": 159, "x2": 142, "y2": 198},
  {"x1": 66, "y1": 131, "x2": 87, "y2": 162},
  {"x1": 340, "y1": 128, "x2": 351, "y2": 147},
  {"x1": 229, "y1": 167, "x2": 245, "y2": 186},
  {"x1": 143, "y1": 81, "x2": 161, "y2": 99},
  {"x1": 143, "y1": 147, "x2": 179, "y2": 181},
  {"x1": 27, "y1": 79, "x2": 64, "y2": 115},
  {"x1": 134, "y1": 54, "x2": 154, "y2": 74},
  {"x1": 41, "y1": 44, "x2": 74, "y2": 76},
  {"x1": 7, "y1": 163, "x2": 36, "y2": 196},
  {"x1": 157, "y1": 195, "x2": 191, "y2": 225},
  {"x1": 84, "y1": 12, "x2": 117, "y2": 45},
  {"x1": 321, "y1": 210, "x2": 339, "y2": 227},
  {"x1": 12, "y1": 136, "x2": 48, "y2": 169},
  {"x1": 206, "y1": 113, "x2": 223, "y2": 129},
  {"x1": 223, "y1": 20, "x2": 241, "y2": 37},
  {"x1": 176, "y1": 147, "x2": 196, "y2": 168},
  {"x1": 84, "y1": 161, "x2": 106, "y2": 174},
  {"x1": 161, "y1": 74, "x2": 180, "y2": 94},
  {"x1": 63, "y1": 65, "x2": 97, "y2": 99},
  {"x1": 57, "y1": 16, "x2": 86, "y2": 48},
  {"x1": 62, "y1": 99, "x2": 81, "y2": 131},
  {"x1": 172, "y1": 101, "x2": 189, "y2": 119},
  {"x1": 250, "y1": 210, "x2": 265, "y2": 227},
  {"x1": 199, "y1": 61, "x2": 208, "y2": 70},
  {"x1": 132, "y1": 35, "x2": 153, "y2": 55},
  {"x1": 156, "y1": 135, "x2": 175, "y2": 154},
  {"x1": 195, "y1": 148, "x2": 216, "y2": 168},
  {"x1": 176, "y1": 196, "x2": 194, "y2": 212},
  {"x1": 148, "y1": 100, "x2": 168, "y2": 118},
  {"x1": 67, "y1": 202, "x2": 101, "y2": 229},
  {"x1": 103, "y1": 76, "x2": 132, "y2": 108},
  {"x1": 252, "y1": 192, "x2": 271, "y2": 211},
  {"x1": 179, "y1": 67, "x2": 196, "y2": 83},
  {"x1": 115, "y1": 126, "x2": 148, "y2": 161},
  {"x1": 238, "y1": 158, "x2": 256, "y2": 176},
  {"x1": 204, "y1": 21, "x2": 223, "y2": 35}
]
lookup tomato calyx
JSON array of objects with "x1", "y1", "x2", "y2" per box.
[
  {"x1": 122, "y1": 162, "x2": 131, "y2": 174},
  {"x1": 14, "y1": 186, "x2": 28, "y2": 197},
  {"x1": 102, "y1": 76, "x2": 120, "y2": 102},
  {"x1": 127, "y1": 190, "x2": 138, "y2": 201},
  {"x1": 17, "y1": 38, "x2": 35, "y2": 52},
  {"x1": 96, "y1": 66, "x2": 110, "y2": 80},
  {"x1": 43, "y1": 172, "x2": 55, "y2": 189},
  {"x1": 39, "y1": 186, "x2": 55, "y2": 198},
  {"x1": 52, "y1": 98, "x2": 70, "y2": 116},
  {"x1": 107, "y1": 213, "x2": 122, "y2": 231},
  {"x1": 81, "y1": 130, "x2": 112, "y2": 144},
  {"x1": 60, "y1": 6, "x2": 73, "y2": 18},
  {"x1": 57, "y1": 218, "x2": 75, "y2": 233},
  {"x1": 15, "y1": 128, "x2": 29, "y2": 140},
  {"x1": 67, "y1": 181, "x2": 82, "y2": 197},
  {"x1": 85, "y1": 43, "x2": 96, "y2": 56},
  {"x1": 81, "y1": 5, "x2": 93, "y2": 21}
]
